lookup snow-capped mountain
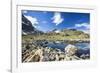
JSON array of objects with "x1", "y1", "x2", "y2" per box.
[{"x1": 52, "y1": 29, "x2": 61, "y2": 33}]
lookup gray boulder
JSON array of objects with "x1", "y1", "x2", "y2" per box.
[{"x1": 65, "y1": 44, "x2": 78, "y2": 56}]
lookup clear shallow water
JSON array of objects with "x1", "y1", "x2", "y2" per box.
[
  {"x1": 47, "y1": 42, "x2": 89, "y2": 51},
  {"x1": 46, "y1": 42, "x2": 90, "y2": 57},
  {"x1": 32, "y1": 40, "x2": 90, "y2": 57}
]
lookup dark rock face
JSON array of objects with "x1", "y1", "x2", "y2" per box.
[
  {"x1": 22, "y1": 14, "x2": 35, "y2": 34},
  {"x1": 22, "y1": 14, "x2": 44, "y2": 35}
]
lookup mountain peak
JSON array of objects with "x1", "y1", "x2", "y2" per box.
[{"x1": 52, "y1": 29, "x2": 61, "y2": 33}]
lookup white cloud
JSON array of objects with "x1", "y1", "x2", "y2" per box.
[
  {"x1": 52, "y1": 12, "x2": 64, "y2": 26},
  {"x1": 75, "y1": 23, "x2": 90, "y2": 29},
  {"x1": 24, "y1": 15, "x2": 39, "y2": 28},
  {"x1": 75, "y1": 23, "x2": 90, "y2": 33}
]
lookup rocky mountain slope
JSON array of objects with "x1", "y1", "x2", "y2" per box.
[{"x1": 22, "y1": 14, "x2": 43, "y2": 35}]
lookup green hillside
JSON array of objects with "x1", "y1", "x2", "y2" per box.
[{"x1": 22, "y1": 29, "x2": 89, "y2": 43}]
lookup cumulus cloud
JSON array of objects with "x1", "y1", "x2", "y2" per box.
[
  {"x1": 24, "y1": 15, "x2": 39, "y2": 28},
  {"x1": 75, "y1": 23, "x2": 90, "y2": 33},
  {"x1": 52, "y1": 12, "x2": 64, "y2": 26},
  {"x1": 75, "y1": 23, "x2": 90, "y2": 29}
]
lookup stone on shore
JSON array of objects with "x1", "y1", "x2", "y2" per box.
[{"x1": 65, "y1": 44, "x2": 78, "y2": 56}]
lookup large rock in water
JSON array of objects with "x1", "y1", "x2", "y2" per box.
[{"x1": 65, "y1": 44, "x2": 78, "y2": 56}]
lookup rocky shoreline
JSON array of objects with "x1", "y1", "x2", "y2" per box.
[{"x1": 22, "y1": 41, "x2": 90, "y2": 62}]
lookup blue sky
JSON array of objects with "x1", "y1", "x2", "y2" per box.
[{"x1": 22, "y1": 10, "x2": 90, "y2": 33}]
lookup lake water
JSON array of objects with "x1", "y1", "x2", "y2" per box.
[
  {"x1": 32, "y1": 40, "x2": 90, "y2": 57},
  {"x1": 46, "y1": 42, "x2": 90, "y2": 57},
  {"x1": 47, "y1": 42, "x2": 89, "y2": 50}
]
